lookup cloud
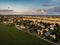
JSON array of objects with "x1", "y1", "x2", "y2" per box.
[
  {"x1": 35, "y1": 6, "x2": 60, "y2": 15},
  {"x1": 48, "y1": 7, "x2": 60, "y2": 15},
  {"x1": 16, "y1": 6, "x2": 60, "y2": 15},
  {"x1": 42, "y1": 4, "x2": 52, "y2": 7},
  {"x1": 52, "y1": 7, "x2": 60, "y2": 12},
  {"x1": 0, "y1": 6, "x2": 60, "y2": 15},
  {"x1": 52, "y1": 0, "x2": 60, "y2": 3}
]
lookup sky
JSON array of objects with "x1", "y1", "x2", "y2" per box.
[{"x1": 0, "y1": 0, "x2": 60, "y2": 15}]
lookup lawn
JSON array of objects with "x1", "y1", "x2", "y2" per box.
[{"x1": 0, "y1": 23, "x2": 54, "y2": 45}]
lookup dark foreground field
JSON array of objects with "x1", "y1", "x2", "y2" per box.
[{"x1": 0, "y1": 23, "x2": 54, "y2": 45}]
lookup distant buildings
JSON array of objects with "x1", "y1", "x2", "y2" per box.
[{"x1": 0, "y1": 15, "x2": 60, "y2": 24}]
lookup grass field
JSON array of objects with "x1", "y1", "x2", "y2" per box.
[{"x1": 0, "y1": 23, "x2": 54, "y2": 45}]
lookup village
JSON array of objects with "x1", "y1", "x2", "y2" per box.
[{"x1": 0, "y1": 15, "x2": 60, "y2": 44}]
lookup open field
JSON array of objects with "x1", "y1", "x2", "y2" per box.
[{"x1": 0, "y1": 23, "x2": 54, "y2": 45}]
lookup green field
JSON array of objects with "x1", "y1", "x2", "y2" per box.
[{"x1": 0, "y1": 23, "x2": 54, "y2": 45}]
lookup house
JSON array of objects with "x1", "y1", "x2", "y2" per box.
[
  {"x1": 37, "y1": 29, "x2": 43, "y2": 35},
  {"x1": 44, "y1": 32, "x2": 50, "y2": 37},
  {"x1": 37, "y1": 29, "x2": 40, "y2": 35},
  {"x1": 50, "y1": 34, "x2": 56, "y2": 40},
  {"x1": 20, "y1": 25, "x2": 26, "y2": 29},
  {"x1": 15, "y1": 24, "x2": 26, "y2": 31},
  {"x1": 37, "y1": 23, "x2": 45, "y2": 28},
  {"x1": 45, "y1": 28, "x2": 49, "y2": 31},
  {"x1": 3, "y1": 21, "x2": 7, "y2": 24},
  {"x1": 50, "y1": 24, "x2": 55, "y2": 30}
]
